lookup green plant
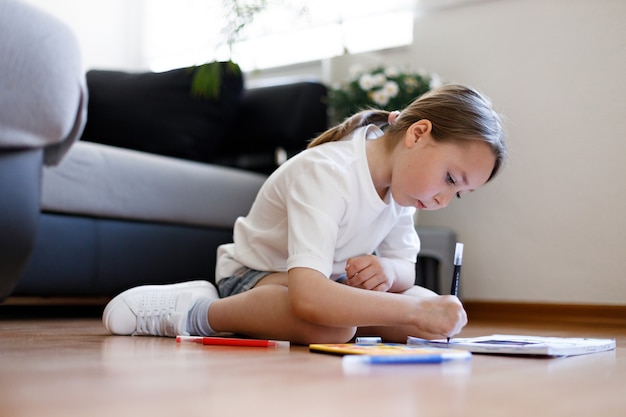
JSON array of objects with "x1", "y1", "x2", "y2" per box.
[
  {"x1": 190, "y1": 0, "x2": 267, "y2": 99},
  {"x1": 328, "y1": 65, "x2": 442, "y2": 122},
  {"x1": 190, "y1": 61, "x2": 241, "y2": 99}
]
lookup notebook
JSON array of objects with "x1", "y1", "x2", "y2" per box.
[
  {"x1": 407, "y1": 334, "x2": 616, "y2": 357},
  {"x1": 309, "y1": 342, "x2": 471, "y2": 364}
]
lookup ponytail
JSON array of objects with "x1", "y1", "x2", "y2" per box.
[{"x1": 307, "y1": 109, "x2": 391, "y2": 148}]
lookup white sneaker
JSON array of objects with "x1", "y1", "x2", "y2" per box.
[{"x1": 102, "y1": 280, "x2": 219, "y2": 337}]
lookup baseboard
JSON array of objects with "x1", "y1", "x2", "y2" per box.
[
  {"x1": 1, "y1": 296, "x2": 110, "y2": 306},
  {"x1": 464, "y1": 301, "x2": 626, "y2": 328},
  {"x1": 0, "y1": 297, "x2": 109, "y2": 319}
]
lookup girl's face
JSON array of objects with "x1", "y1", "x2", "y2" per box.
[{"x1": 391, "y1": 121, "x2": 496, "y2": 210}]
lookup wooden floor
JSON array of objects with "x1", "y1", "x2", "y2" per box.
[{"x1": 1, "y1": 309, "x2": 624, "y2": 417}]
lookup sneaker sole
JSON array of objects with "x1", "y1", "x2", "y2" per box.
[{"x1": 102, "y1": 280, "x2": 218, "y2": 335}]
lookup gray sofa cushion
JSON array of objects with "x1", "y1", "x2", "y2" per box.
[{"x1": 41, "y1": 141, "x2": 266, "y2": 228}]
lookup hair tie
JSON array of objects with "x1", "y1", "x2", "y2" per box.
[{"x1": 388, "y1": 111, "x2": 400, "y2": 125}]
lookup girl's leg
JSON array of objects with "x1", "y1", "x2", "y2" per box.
[
  {"x1": 103, "y1": 274, "x2": 356, "y2": 344},
  {"x1": 209, "y1": 273, "x2": 356, "y2": 345}
]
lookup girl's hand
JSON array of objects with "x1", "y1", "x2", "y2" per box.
[
  {"x1": 345, "y1": 255, "x2": 393, "y2": 292},
  {"x1": 410, "y1": 295, "x2": 468, "y2": 339}
]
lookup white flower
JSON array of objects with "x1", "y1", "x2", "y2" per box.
[
  {"x1": 372, "y1": 73, "x2": 387, "y2": 87},
  {"x1": 358, "y1": 73, "x2": 375, "y2": 90},
  {"x1": 384, "y1": 66, "x2": 400, "y2": 78},
  {"x1": 329, "y1": 64, "x2": 442, "y2": 121},
  {"x1": 371, "y1": 89, "x2": 390, "y2": 106},
  {"x1": 382, "y1": 81, "x2": 399, "y2": 98}
]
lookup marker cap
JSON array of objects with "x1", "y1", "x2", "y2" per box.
[{"x1": 454, "y1": 243, "x2": 464, "y2": 265}]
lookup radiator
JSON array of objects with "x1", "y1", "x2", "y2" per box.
[{"x1": 415, "y1": 227, "x2": 456, "y2": 295}]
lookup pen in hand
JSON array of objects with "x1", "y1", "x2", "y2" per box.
[{"x1": 447, "y1": 242, "x2": 464, "y2": 344}]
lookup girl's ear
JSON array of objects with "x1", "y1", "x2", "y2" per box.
[{"x1": 405, "y1": 119, "x2": 433, "y2": 147}]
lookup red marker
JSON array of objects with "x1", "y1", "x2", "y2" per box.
[{"x1": 176, "y1": 335, "x2": 290, "y2": 348}]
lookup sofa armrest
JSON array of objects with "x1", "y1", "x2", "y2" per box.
[{"x1": 0, "y1": 0, "x2": 87, "y2": 301}]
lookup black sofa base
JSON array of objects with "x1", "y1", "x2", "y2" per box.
[
  {"x1": 12, "y1": 213, "x2": 232, "y2": 297},
  {"x1": 0, "y1": 149, "x2": 42, "y2": 300}
]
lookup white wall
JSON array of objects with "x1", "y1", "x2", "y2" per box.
[
  {"x1": 410, "y1": 0, "x2": 626, "y2": 305},
  {"x1": 23, "y1": 0, "x2": 145, "y2": 71},
  {"x1": 24, "y1": 0, "x2": 626, "y2": 305}
]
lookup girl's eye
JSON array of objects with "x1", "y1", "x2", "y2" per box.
[{"x1": 447, "y1": 174, "x2": 462, "y2": 199}]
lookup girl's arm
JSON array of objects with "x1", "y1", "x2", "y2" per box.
[
  {"x1": 345, "y1": 255, "x2": 424, "y2": 294},
  {"x1": 288, "y1": 267, "x2": 465, "y2": 339},
  {"x1": 383, "y1": 257, "x2": 423, "y2": 293}
]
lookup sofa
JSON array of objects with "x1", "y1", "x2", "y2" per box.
[
  {"x1": 0, "y1": 0, "x2": 327, "y2": 301},
  {"x1": 1, "y1": 1, "x2": 456, "y2": 304}
]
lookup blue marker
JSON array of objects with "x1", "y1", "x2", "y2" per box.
[{"x1": 342, "y1": 350, "x2": 471, "y2": 366}]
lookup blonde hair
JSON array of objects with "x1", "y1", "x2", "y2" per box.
[{"x1": 309, "y1": 84, "x2": 507, "y2": 181}]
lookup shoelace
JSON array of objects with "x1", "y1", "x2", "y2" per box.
[{"x1": 135, "y1": 308, "x2": 180, "y2": 336}]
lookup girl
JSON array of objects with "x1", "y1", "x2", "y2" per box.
[{"x1": 103, "y1": 84, "x2": 507, "y2": 344}]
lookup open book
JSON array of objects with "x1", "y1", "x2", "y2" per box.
[{"x1": 407, "y1": 334, "x2": 616, "y2": 357}]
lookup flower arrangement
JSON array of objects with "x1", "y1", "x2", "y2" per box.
[{"x1": 328, "y1": 65, "x2": 443, "y2": 122}]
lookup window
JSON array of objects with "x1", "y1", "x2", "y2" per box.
[{"x1": 143, "y1": 0, "x2": 415, "y2": 72}]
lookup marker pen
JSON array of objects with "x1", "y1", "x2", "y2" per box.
[
  {"x1": 342, "y1": 350, "x2": 471, "y2": 366},
  {"x1": 176, "y1": 335, "x2": 290, "y2": 348},
  {"x1": 450, "y1": 242, "x2": 463, "y2": 297},
  {"x1": 447, "y1": 242, "x2": 464, "y2": 344},
  {"x1": 355, "y1": 337, "x2": 382, "y2": 345}
]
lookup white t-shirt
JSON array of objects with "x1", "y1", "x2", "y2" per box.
[{"x1": 216, "y1": 125, "x2": 420, "y2": 282}]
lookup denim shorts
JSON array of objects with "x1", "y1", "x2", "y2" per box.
[{"x1": 217, "y1": 267, "x2": 272, "y2": 298}]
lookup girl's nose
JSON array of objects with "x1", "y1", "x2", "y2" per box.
[{"x1": 434, "y1": 191, "x2": 454, "y2": 208}]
